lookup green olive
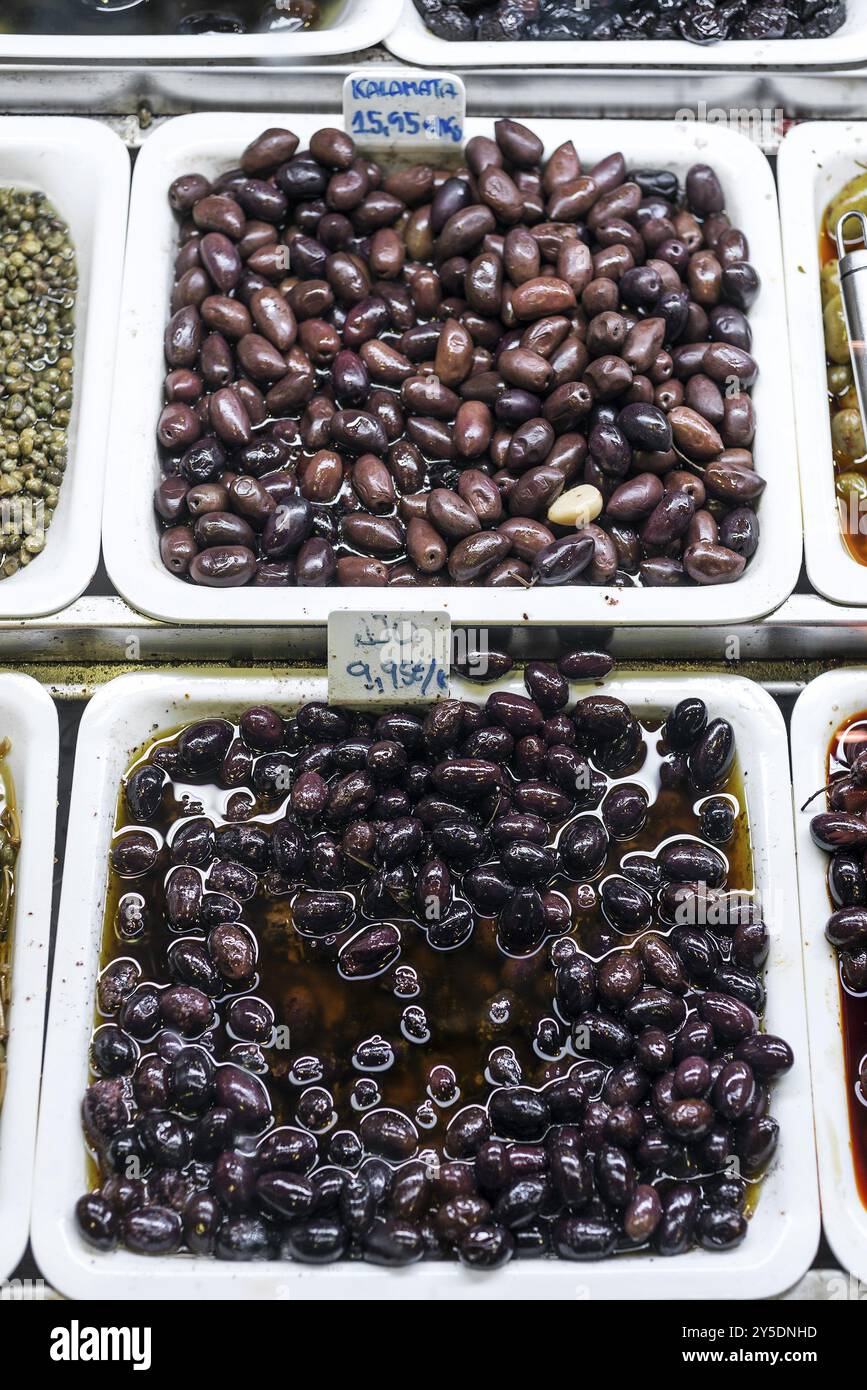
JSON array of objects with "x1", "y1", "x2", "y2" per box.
[
  {"x1": 836, "y1": 469, "x2": 867, "y2": 502},
  {"x1": 832, "y1": 409, "x2": 867, "y2": 460},
  {"x1": 825, "y1": 172, "x2": 867, "y2": 242},
  {"x1": 821, "y1": 258, "x2": 842, "y2": 306},
  {"x1": 824, "y1": 293, "x2": 851, "y2": 365},
  {"x1": 828, "y1": 363, "x2": 853, "y2": 394}
]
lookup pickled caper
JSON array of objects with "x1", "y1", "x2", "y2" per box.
[{"x1": 0, "y1": 187, "x2": 76, "y2": 581}]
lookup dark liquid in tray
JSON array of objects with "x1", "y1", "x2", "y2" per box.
[
  {"x1": 88, "y1": 706, "x2": 765, "y2": 1232},
  {"x1": 828, "y1": 714, "x2": 867, "y2": 1206},
  {"x1": 0, "y1": 1, "x2": 327, "y2": 37}
]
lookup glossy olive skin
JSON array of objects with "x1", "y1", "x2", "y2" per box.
[
  {"x1": 157, "y1": 126, "x2": 762, "y2": 591},
  {"x1": 80, "y1": 685, "x2": 789, "y2": 1269}
]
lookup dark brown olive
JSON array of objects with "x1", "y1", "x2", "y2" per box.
[
  {"x1": 489, "y1": 1087, "x2": 550, "y2": 1141},
  {"x1": 122, "y1": 1205, "x2": 182, "y2": 1256},
  {"x1": 689, "y1": 719, "x2": 735, "y2": 790},
  {"x1": 553, "y1": 1215, "x2": 618, "y2": 1259},
  {"x1": 654, "y1": 1184, "x2": 700, "y2": 1256},
  {"x1": 733, "y1": 1034, "x2": 794, "y2": 1078},
  {"x1": 735, "y1": 1115, "x2": 779, "y2": 1174},
  {"x1": 281, "y1": 1216, "x2": 348, "y2": 1263},
  {"x1": 697, "y1": 991, "x2": 758, "y2": 1043},
  {"x1": 359, "y1": 1108, "x2": 418, "y2": 1161}
]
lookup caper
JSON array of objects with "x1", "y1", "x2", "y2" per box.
[{"x1": 0, "y1": 186, "x2": 76, "y2": 579}]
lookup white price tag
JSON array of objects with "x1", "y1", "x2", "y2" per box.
[
  {"x1": 342, "y1": 69, "x2": 466, "y2": 154},
  {"x1": 328, "y1": 611, "x2": 451, "y2": 706}
]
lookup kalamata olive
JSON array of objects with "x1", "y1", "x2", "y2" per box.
[
  {"x1": 593, "y1": 958, "x2": 642, "y2": 1025},
  {"x1": 698, "y1": 991, "x2": 758, "y2": 1043},
  {"x1": 595, "y1": 1142, "x2": 636, "y2": 1208},
  {"x1": 281, "y1": 1216, "x2": 348, "y2": 1264},
  {"x1": 531, "y1": 534, "x2": 595, "y2": 586},
  {"x1": 573, "y1": 1011, "x2": 634, "y2": 1062},
  {"x1": 292, "y1": 889, "x2": 354, "y2": 936},
  {"x1": 360, "y1": 1218, "x2": 424, "y2": 1267},
  {"x1": 498, "y1": 886, "x2": 546, "y2": 954},
  {"x1": 124, "y1": 765, "x2": 166, "y2": 823},
  {"x1": 556, "y1": 956, "x2": 598, "y2": 1020},
  {"x1": 624, "y1": 985, "x2": 687, "y2": 1033},
  {"x1": 689, "y1": 719, "x2": 735, "y2": 790},
  {"x1": 697, "y1": 1205, "x2": 748, "y2": 1250},
  {"x1": 554, "y1": 1215, "x2": 618, "y2": 1259},
  {"x1": 76, "y1": 1193, "x2": 119, "y2": 1251},
  {"x1": 602, "y1": 785, "x2": 649, "y2": 839},
  {"x1": 733, "y1": 1034, "x2": 794, "y2": 1078},
  {"x1": 635, "y1": 1027, "x2": 673, "y2": 1074},
  {"x1": 601, "y1": 876, "x2": 653, "y2": 933},
  {"x1": 214, "y1": 1063, "x2": 271, "y2": 1131},
  {"x1": 811, "y1": 813, "x2": 867, "y2": 851},
  {"x1": 658, "y1": 838, "x2": 727, "y2": 888},
  {"x1": 445, "y1": 1105, "x2": 491, "y2": 1159},
  {"x1": 500, "y1": 839, "x2": 557, "y2": 885},
  {"x1": 122, "y1": 1205, "x2": 182, "y2": 1256},
  {"x1": 735, "y1": 1114, "x2": 779, "y2": 1174},
  {"x1": 458, "y1": 1223, "x2": 515, "y2": 1268},
  {"x1": 560, "y1": 817, "x2": 609, "y2": 878},
  {"x1": 359, "y1": 1108, "x2": 418, "y2": 1161},
  {"x1": 623, "y1": 1184, "x2": 662, "y2": 1244},
  {"x1": 159, "y1": 983, "x2": 214, "y2": 1036},
  {"x1": 489, "y1": 1087, "x2": 550, "y2": 1141},
  {"x1": 654, "y1": 1184, "x2": 700, "y2": 1256},
  {"x1": 338, "y1": 924, "x2": 401, "y2": 980}
]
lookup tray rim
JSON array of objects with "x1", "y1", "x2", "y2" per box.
[
  {"x1": 32, "y1": 667, "x2": 818, "y2": 1299},
  {"x1": 102, "y1": 111, "x2": 801, "y2": 629}
]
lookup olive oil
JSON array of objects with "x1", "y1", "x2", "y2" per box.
[
  {"x1": 0, "y1": 0, "x2": 323, "y2": 35},
  {"x1": 89, "y1": 707, "x2": 765, "y2": 1229}
]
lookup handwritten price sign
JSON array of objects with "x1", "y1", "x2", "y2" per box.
[
  {"x1": 343, "y1": 70, "x2": 466, "y2": 154},
  {"x1": 328, "y1": 612, "x2": 451, "y2": 705}
]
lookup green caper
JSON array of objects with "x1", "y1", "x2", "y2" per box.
[{"x1": 0, "y1": 186, "x2": 76, "y2": 578}]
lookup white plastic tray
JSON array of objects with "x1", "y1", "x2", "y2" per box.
[
  {"x1": 103, "y1": 113, "x2": 800, "y2": 629},
  {"x1": 33, "y1": 669, "x2": 817, "y2": 1300},
  {"x1": 385, "y1": 0, "x2": 867, "y2": 69},
  {"x1": 0, "y1": 118, "x2": 129, "y2": 620},
  {"x1": 791, "y1": 668, "x2": 867, "y2": 1285},
  {"x1": 0, "y1": 0, "x2": 399, "y2": 62},
  {"x1": 0, "y1": 673, "x2": 59, "y2": 1280},
  {"x1": 778, "y1": 122, "x2": 867, "y2": 610}
]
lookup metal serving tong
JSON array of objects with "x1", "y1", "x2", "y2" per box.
[{"x1": 836, "y1": 210, "x2": 867, "y2": 428}]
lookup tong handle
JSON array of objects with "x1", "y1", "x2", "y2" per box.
[{"x1": 836, "y1": 212, "x2": 867, "y2": 434}]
